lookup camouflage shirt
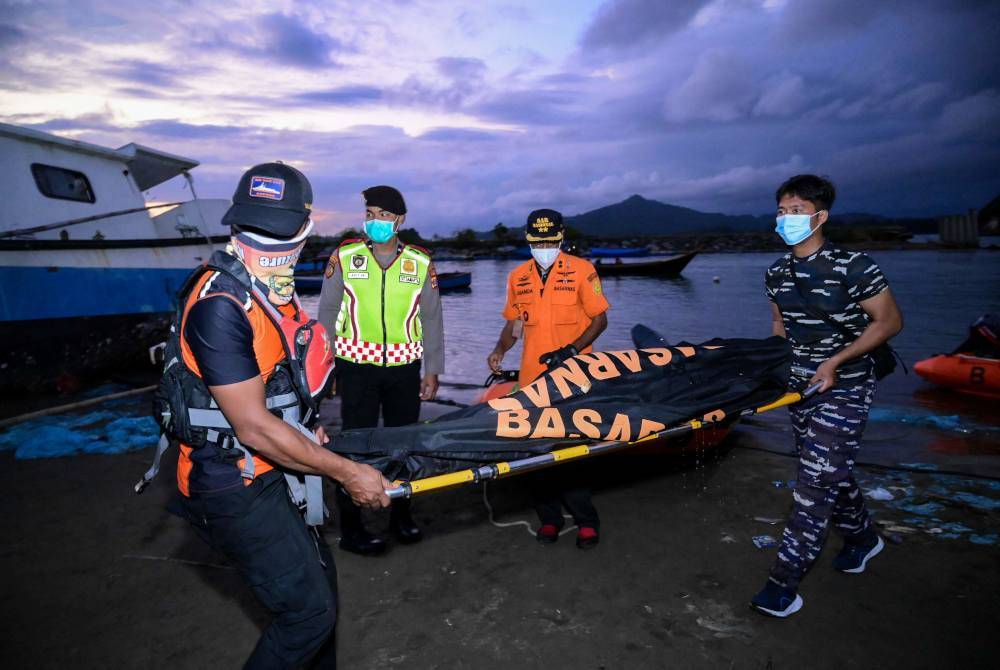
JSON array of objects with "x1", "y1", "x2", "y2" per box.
[{"x1": 765, "y1": 241, "x2": 889, "y2": 383}]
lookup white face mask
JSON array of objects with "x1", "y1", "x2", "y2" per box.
[{"x1": 531, "y1": 246, "x2": 560, "y2": 270}]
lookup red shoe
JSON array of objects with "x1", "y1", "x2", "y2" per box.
[
  {"x1": 536, "y1": 524, "x2": 560, "y2": 544},
  {"x1": 576, "y1": 526, "x2": 599, "y2": 550}
]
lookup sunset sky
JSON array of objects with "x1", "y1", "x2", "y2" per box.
[{"x1": 2, "y1": 0, "x2": 998, "y2": 235}]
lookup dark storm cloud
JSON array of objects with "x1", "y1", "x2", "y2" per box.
[
  {"x1": 580, "y1": 0, "x2": 708, "y2": 49},
  {"x1": 103, "y1": 60, "x2": 182, "y2": 88},
  {"x1": 435, "y1": 56, "x2": 487, "y2": 83},
  {"x1": 136, "y1": 120, "x2": 246, "y2": 140},
  {"x1": 295, "y1": 85, "x2": 384, "y2": 105},
  {"x1": 257, "y1": 12, "x2": 344, "y2": 68},
  {"x1": 0, "y1": 23, "x2": 26, "y2": 48}
]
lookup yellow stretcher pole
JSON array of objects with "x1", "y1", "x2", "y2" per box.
[{"x1": 384, "y1": 384, "x2": 821, "y2": 500}]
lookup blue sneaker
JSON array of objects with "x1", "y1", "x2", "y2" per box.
[
  {"x1": 833, "y1": 534, "x2": 884, "y2": 573},
  {"x1": 750, "y1": 581, "x2": 803, "y2": 618}
]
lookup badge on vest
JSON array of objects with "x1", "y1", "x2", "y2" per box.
[
  {"x1": 401, "y1": 258, "x2": 418, "y2": 275},
  {"x1": 350, "y1": 254, "x2": 368, "y2": 271}
]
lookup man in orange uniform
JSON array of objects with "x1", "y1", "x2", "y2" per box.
[{"x1": 488, "y1": 208, "x2": 609, "y2": 548}]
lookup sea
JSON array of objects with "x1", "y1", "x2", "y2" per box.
[{"x1": 304, "y1": 247, "x2": 1000, "y2": 473}]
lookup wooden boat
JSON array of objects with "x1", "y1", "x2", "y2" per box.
[
  {"x1": 593, "y1": 250, "x2": 698, "y2": 277},
  {"x1": 590, "y1": 246, "x2": 650, "y2": 258},
  {"x1": 437, "y1": 271, "x2": 471, "y2": 292}
]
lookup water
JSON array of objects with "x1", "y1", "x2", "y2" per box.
[{"x1": 301, "y1": 248, "x2": 1000, "y2": 467}]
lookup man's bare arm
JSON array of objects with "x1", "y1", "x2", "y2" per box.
[
  {"x1": 572, "y1": 311, "x2": 607, "y2": 351},
  {"x1": 209, "y1": 377, "x2": 390, "y2": 508},
  {"x1": 770, "y1": 301, "x2": 786, "y2": 338}
]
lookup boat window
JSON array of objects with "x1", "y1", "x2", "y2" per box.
[{"x1": 30, "y1": 163, "x2": 96, "y2": 203}]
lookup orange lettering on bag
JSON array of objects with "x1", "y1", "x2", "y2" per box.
[
  {"x1": 606, "y1": 413, "x2": 632, "y2": 442},
  {"x1": 530, "y1": 407, "x2": 566, "y2": 439},
  {"x1": 497, "y1": 410, "x2": 532, "y2": 438},
  {"x1": 489, "y1": 396, "x2": 524, "y2": 411},
  {"x1": 521, "y1": 377, "x2": 551, "y2": 408},
  {"x1": 549, "y1": 358, "x2": 591, "y2": 399},
  {"x1": 576, "y1": 352, "x2": 619, "y2": 380},
  {"x1": 608, "y1": 350, "x2": 642, "y2": 373},
  {"x1": 641, "y1": 348, "x2": 673, "y2": 366},
  {"x1": 637, "y1": 418, "x2": 667, "y2": 440},
  {"x1": 676, "y1": 346, "x2": 696, "y2": 358},
  {"x1": 571, "y1": 408, "x2": 603, "y2": 439}
]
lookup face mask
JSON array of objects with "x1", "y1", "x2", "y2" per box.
[
  {"x1": 230, "y1": 220, "x2": 313, "y2": 305},
  {"x1": 531, "y1": 246, "x2": 560, "y2": 270},
  {"x1": 775, "y1": 212, "x2": 823, "y2": 246},
  {"x1": 364, "y1": 218, "x2": 397, "y2": 244}
]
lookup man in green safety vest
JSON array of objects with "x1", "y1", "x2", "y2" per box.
[{"x1": 318, "y1": 185, "x2": 444, "y2": 555}]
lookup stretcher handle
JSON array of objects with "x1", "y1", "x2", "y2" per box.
[{"x1": 383, "y1": 383, "x2": 823, "y2": 500}]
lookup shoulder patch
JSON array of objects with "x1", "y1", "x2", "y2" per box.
[
  {"x1": 325, "y1": 253, "x2": 339, "y2": 279},
  {"x1": 338, "y1": 237, "x2": 364, "y2": 248}
]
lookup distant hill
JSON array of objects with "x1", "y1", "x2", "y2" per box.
[
  {"x1": 564, "y1": 195, "x2": 767, "y2": 237},
  {"x1": 474, "y1": 194, "x2": 939, "y2": 241}
]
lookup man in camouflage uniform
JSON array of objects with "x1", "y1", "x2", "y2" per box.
[{"x1": 751, "y1": 174, "x2": 903, "y2": 618}]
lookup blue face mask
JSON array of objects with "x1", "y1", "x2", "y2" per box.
[
  {"x1": 775, "y1": 212, "x2": 823, "y2": 246},
  {"x1": 364, "y1": 218, "x2": 397, "y2": 244}
]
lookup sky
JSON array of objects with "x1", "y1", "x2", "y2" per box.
[{"x1": 2, "y1": 0, "x2": 999, "y2": 235}]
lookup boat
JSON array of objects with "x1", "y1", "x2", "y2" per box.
[
  {"x1": 914, "y1": 314, "x2": 1000, "y2": 399},
  {"x1": 589, "y1": 246, "x2": 649, "y2": 258},
  {"x1": 473, "y1": 325, "x2": 732, "y2": 455},
  {"x1": 0, "y1": 123, "x2": 228, "y2": 394},
  {"x1": 593, "y1": 249, "x2": 698, "y2": 277},
  {"x1": 437, "y1": 271, "x2": 471, "y2": 292}
]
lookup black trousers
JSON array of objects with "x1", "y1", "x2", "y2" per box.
[
  {"x1": 529, "y1": 462, "x2": 600, "y2": 530},
  {"x1": 177, "y1": 471, "x2": 338, "y2": 669},
  {"x1": 335, "y1": 359, "x2": 422, "y2": 531}
]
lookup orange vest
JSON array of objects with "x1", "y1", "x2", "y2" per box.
[
  {"x1": 175, "y1": 272, "x2": 294, "y2": 496},
  {"x1": 503, "y1": 252, "x2": 610, "y2": 386}
]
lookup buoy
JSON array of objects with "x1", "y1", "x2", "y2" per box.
[{"x1": 713, "y1": 276, "x2": 720, "y2": 283}]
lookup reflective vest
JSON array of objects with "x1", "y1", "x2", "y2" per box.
[
  {"x1": 139, "y1": 251, "x2": 333, "y2": 524},
  {"x1": 335, "y1": 240, "x2": 429, "y2": 366}
]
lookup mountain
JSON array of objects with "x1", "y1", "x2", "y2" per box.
[
  {"x1": 472, "y1": 194, "x2": 940, "y2": 241},
  {"x1": 563, "y1": 195, "x2": 768, "y2": 238}
]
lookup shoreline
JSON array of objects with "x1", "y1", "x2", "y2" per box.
[{"x1": 2, "y1": 399, "x2": 997, "y2": 668}]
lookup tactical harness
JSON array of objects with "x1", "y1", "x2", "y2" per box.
[{"x1": 135, "y1": 251, "x2": 335, "y2": 526}]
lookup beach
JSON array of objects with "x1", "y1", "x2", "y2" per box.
[{"x1": 2, "y1": 393, "x2": 998, "y2": 669}]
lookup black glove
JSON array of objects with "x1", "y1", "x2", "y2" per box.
[{"x1": 539, "y1": 344, "x2": 578, "y2": 370}]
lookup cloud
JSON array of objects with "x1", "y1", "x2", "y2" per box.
[
  {"x1": 257, "y1": 12, "x2": 343, "y2": 68},
  {"x1": 136, "y1": 120, "x2": 246, "y2": 140},
  {"x1": 581, "y1": 0, "x2": 708, "y2": 50},
  {"x1": 294, "y1": 85, "x2": 384, "y2": 105},
  {"x1": 103, "y1": 60, "x2": 182, "y2": 88}
]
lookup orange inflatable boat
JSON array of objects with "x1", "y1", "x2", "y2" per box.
[
  {"x1": 914, "y1": 354, "x2": 1000, "y2": 399},
  {"x1": 914, "y1": 314, "x2": 1000, "y2": 399}
]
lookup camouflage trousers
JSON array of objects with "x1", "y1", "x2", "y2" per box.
[{"x1": 769, "y1": 377, "x2": 878, "y2": 590}]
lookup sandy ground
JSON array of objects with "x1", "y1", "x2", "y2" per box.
[{"x1": 1, "y1": 397, "x2": 998, "y2": 670}]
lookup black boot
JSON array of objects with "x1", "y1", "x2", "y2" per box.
[
  {"x1": 389, "y1": 498, "x2": 422, "y2": 544},
  {"x1": 336, "y1": 486, "x2": 386, "y2": 556}
]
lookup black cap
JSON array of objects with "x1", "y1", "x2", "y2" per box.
[
  {"x1": 222, "y1": 162, "x2": 313, "y2": 238},
  {"x1": 525, "y1": 208, "x2": 564, "y2": 242},
  {"x1": 362, "y1": 185, "x2": 407, "y2": 215}
]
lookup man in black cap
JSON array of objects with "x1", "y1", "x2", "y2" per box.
[
  {"x1": 488, "y1": 208, "x2": 609, "y2": 549},
  {"x1": 318, "y1": 185, "x2": 445, "y2": 555},
  {"x1": 164, "y1": 162, "x2": 390, "y2": 668}
]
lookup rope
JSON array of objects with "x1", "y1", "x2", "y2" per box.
[{"x1": 481, "y1": 481, "x2": 575, "y2": 538}]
